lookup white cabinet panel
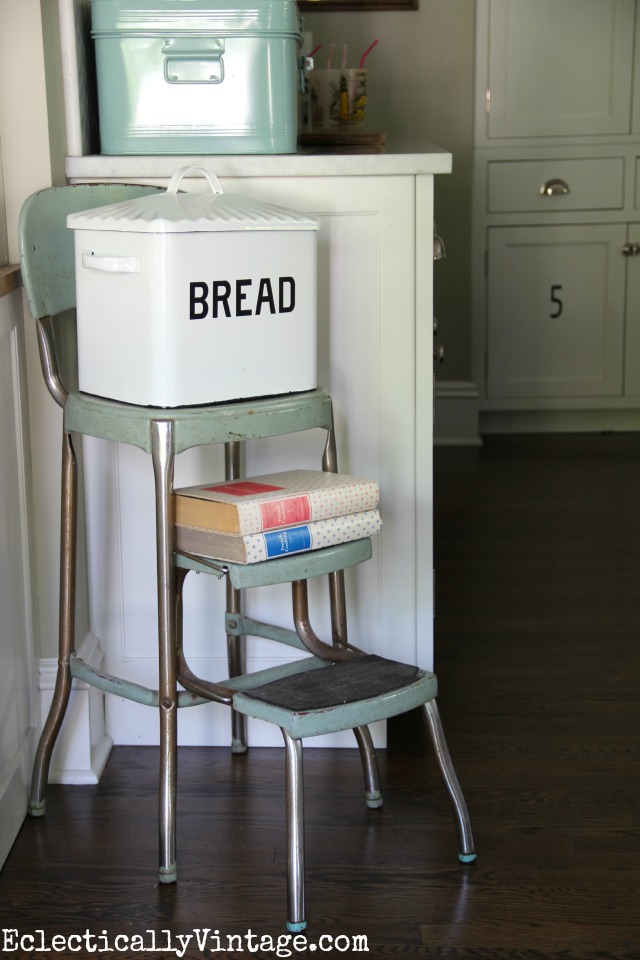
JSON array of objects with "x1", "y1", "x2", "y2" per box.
[
  {"x1": 487, "y1": 0, "x2": 635, "y2": 139},
  {"x1": 487, "y1": 225, "x2": 626, "y2": 398}
]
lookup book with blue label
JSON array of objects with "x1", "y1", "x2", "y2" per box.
[{"x1": 174, "y1": 469, "x2": 381, "y2": 563}]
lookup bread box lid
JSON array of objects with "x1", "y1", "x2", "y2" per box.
[{"x1": 67, "y1": 166, "x2": 319, "y2": 234}]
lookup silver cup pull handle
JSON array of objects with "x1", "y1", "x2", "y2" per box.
[{"x1": 539, "y1": 178, "x2": 570, "y2": 197}]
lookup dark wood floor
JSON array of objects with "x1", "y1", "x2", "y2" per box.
[{"x1": 1, "y1": 433, "x2": 639, "y2": 959}]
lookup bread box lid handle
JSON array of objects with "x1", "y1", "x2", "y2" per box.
[{"x1": 167, "y1": 165, "x2": 223, "y2": 197}]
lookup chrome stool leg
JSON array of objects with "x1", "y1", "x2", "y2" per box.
[
  {"x1": 323, "y1": 426, "x2": 382, "y2": 805},
  {"x1": 152, "y1": 420, "x2": 178, "y2": 884},
  {"x1": 353, "y1": 725, "x2": 383, "y2": 808},
  {"x1": 282, "y1": 730, "x2": 306, "y2": 932},
  {"x1": 225, "y1": 440, "x2": 248, "y2": 754},
  {"x1": 227, "y1": 579, "x2": 247, "y2": 754},
  {"x1": 422, "y1": 700, "x2": 476, "y2": 862},
  {"x1": 29, "y1": 432, "x2": 77, "y2": 815},
  {"x1": 328, "y1": 567, "x2": 382, "y2": 807}
]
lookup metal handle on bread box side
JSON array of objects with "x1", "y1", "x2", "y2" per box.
[
  {"x1": 163, "y1": 38, "x2": 225, "y2": 84},
  {"x1": 82, "y1": 252, "x2": 143, "y2": 274},
  {"x1": 165, "y1": 55, "x2": 224, "y2": 84}
]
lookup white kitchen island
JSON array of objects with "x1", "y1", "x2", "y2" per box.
[{"x1": 60, "y1": 146, "x2": 451, "y2": 751}]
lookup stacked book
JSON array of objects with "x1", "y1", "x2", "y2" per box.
[{"x1": 174, "y1": 468, "x2": 381, "y2": 564}]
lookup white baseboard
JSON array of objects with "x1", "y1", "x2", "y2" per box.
[
  {"x1": 434, "y1": 381, "x2": 482, "y2": 446},
  {"x1": 38, "y1": 633, "x2": 113, "y2": 784}
]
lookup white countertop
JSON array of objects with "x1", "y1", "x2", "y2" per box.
[{"x1": 66, "y1": 141, "x2": 452, "y2": 181}]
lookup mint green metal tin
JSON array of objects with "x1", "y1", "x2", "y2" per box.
[{"x1": 91, "y1": 0, "x2": 302, "y2": 155}]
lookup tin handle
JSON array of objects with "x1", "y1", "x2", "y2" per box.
[
  {"x1": 164, "y1": 56, "x2": 225, "y2": 85},
  {"x1": 82, "y1": 252, "x2": 143, "y2": 274},
  {"x1": 167, "y1": 166, "x2": 224, "y2": 196}
]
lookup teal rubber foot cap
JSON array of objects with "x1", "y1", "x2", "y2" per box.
[
  {"x1": 159, "y1": 864, "x2": 177, "y2": 884},
  {"x1": 459, "y1": 852, "x2": 477, "y2": 863},
  {"x1": 287, "y1": 921, "x2": 307, "y2": 932}
]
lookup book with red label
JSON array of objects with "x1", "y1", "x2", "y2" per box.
[
  {"x1": 175, "y1": 509, "x2": 382, "y2": 564},
  {"x1": 174, "y1": 469, "x2": 379, "y2": 536}
]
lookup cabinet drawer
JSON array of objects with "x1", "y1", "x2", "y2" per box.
[{"x1": 488, "y1": 159, "x2": 624, "y2": 213}]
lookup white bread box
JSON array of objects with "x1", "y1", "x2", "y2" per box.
[{"x1": 67, "y1": 166, "x2": 319, "y2": 407}]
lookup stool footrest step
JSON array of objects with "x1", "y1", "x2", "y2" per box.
[
  {"x1": 246, "y1": 655, "x2": 421, "y2": 711},
  {"x1": 232, "y1": 655, "x2": 438, "y2": 738}
]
